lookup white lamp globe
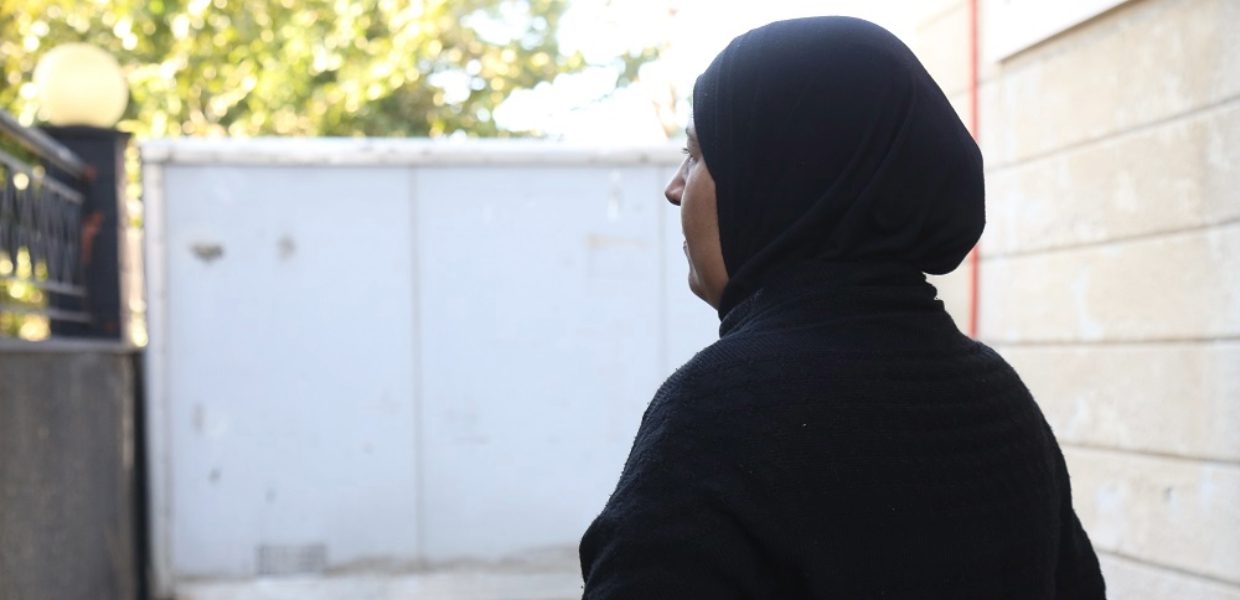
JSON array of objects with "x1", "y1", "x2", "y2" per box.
[{"x1": 33, "y1": 43, "x2": 129, "y2": 128}]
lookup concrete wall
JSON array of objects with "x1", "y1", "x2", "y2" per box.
[
  {"x1": 913, "y1": 0, "x2": 1240, "y2": 597},
  {"x1": 0, "y1": 342, "x2": 142, "y2": 600},
  {"x1": 140, "y1": 140, "x2": 717, "y2": 595}
]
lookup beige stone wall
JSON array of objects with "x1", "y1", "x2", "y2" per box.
[{"x1": 912, "y1": 0, "x2": 1240, "y2": 597}]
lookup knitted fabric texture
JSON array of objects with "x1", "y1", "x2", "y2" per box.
[{"x1": 579, "y1": 263, "x2": 1106, "y2": 599}]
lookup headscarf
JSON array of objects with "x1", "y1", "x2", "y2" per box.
[{"x1": 692, "y1": 16, "x2": 985, "y2": 319}]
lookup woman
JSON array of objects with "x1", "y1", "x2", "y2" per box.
[{"x1": 579, "y1": 16, "x2": 1105, "y2": 599}]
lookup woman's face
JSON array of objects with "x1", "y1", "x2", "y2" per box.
[{"x1": 665, "y1": 120, "x2": 728, "y2": 308}]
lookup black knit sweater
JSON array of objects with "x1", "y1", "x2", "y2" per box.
[{"x1": 579, "y1": 264, "x2": 1106, "y2": 599}]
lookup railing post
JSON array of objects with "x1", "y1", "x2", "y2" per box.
[{"x1": 42, "y1": 126, "x2": 130, "y2": 339}]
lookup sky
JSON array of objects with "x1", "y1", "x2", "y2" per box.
[{"x1": 493, "y1": 0, "x2": 917, "y2": 143}]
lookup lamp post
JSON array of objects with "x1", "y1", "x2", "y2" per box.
[
  {"x1": 33, "y1": 43, "x2": 129, "y2": 128},
  {"x1": 34, "y1": 43, "x2": 131, "y2": 339}
]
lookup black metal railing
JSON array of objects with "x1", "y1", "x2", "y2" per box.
[{"x1": 0, "y1": 110, "x2": 92, "y2": 337}]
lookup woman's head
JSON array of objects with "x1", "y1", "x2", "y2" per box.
[{"x1": 671, "y1": 16, "x2": 985, "y2": 317}]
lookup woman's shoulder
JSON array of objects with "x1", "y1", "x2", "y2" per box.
[
  {"x1": 655, "y1": 333, "x2": 786, "y2": 402},
  {"x1": 644, "y1": 332, "x2": 847, "y2": 430},
  {"x1": 649, "y1": 330, "x2": 1013, "y2": 434},
  {"x1": 660, "y1": 327, "x2": 897, "y2": 399}
]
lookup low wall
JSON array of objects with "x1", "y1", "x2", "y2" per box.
[{"x1": 0, "y1": 341, "x2": 142, "y2": 600}]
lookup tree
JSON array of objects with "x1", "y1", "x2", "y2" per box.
[
  {"x1": 0, "y1": 0, "x2": 658, "y2": 138},
  {"x1": 0, "y1": 0, "x2": 660, "y2": 339}
]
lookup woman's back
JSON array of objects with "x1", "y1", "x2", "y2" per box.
[{"x1": 581, "y1": 267, "x2": 1105, "y2": 598}]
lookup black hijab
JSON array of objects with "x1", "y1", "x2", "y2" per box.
[{"x1": 692, "y1": 16, "x2": 985, "y2": 320}]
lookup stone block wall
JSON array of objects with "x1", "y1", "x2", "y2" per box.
[{"x1": 912, "y1": 0, "x2": 1240, "y2": 597}]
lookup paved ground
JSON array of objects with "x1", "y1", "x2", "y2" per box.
[
  {"x1": 177, "y1": 555, "x2": 582, "y2": 600},
  {"x1": 178, "y1": 571, "x2": 581, "y2": 600}
]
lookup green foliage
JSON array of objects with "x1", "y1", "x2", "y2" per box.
[
  {"x1": 0, "y1": 0, "x2": 654, "y2": 138},
  {"x1": 1, "y1": 0, "x2": 660, "y2": 340}
]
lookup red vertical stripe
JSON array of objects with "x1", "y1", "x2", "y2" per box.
[{"x1": 967, "y1": 0, "x2": 982, "y2": 339}]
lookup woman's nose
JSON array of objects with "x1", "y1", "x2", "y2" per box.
[{"x1": 664, "y1": 172, "x2": 683, "y2": 206}]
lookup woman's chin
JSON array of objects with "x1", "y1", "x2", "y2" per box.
[{"x1": 687, "y1": 273, "x2": 706, "y2": 302}]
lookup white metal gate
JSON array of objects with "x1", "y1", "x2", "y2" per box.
[{"x1": 141, "y1": 139, "x2": 716, "y2": 595}]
